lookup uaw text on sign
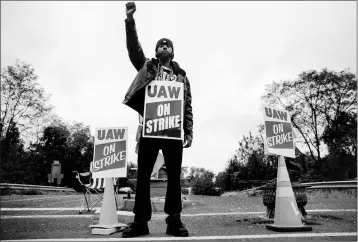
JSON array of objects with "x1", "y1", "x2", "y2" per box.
[
  {"x1": 263, "y1": 106, "x2": 295, "y2": 158},
  {"x1": 91, "y1": 127, "x2": 127, "y2": 178}
]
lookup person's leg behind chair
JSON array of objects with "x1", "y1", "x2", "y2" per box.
[{"x1": 122, "y1": 137, "x2": 159, "y2": 238}]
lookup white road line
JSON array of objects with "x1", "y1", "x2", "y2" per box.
[
  {"x1": 1, "y1": 195, "x2": 80, "y2": 203},
  {"x1": 1, "y1": 207, "x2": 93, "y2": 211},
  {"x1": 1, "y1": 198, "x2": 83, "y2": 208},
  {"x1": 27, "y1": 198, "x2": 84, "y2": 207},
  {"x1": 1, "y1": 215, "x2": 93, "y2": 219},
  {"x1": 182, "y1": 212, "x2": 264, "y2": 216},
  {"x1": 1, "y1": 208, "x2": 356, "y2": 214},
  {"x1": 1, "y1": 232, "x2": 356, "y2": 241},
  {"x1": 180, "y1": 209, "x2": 357, "y2": 217},
  {"x1": 307, "y1": 209, "x2": 357, "y2": 212},
  {"x1": 1, "y1": 198, "x2": 85, "y2": 208},
  {"x1": 1, "y1": 209, "x2": 356, "y2": 219}
]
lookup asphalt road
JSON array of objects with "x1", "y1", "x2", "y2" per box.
[{"x1": 0, "y1": 193, "x2": 357, "y2": 241}]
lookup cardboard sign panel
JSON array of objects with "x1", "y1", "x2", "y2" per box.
[
  {"x1": 143, "y1": 81, "x2": 184, "y2": 140},
  {"x1": 91, "y1": 127, "x2": 127, "y2": 178},
  {"x1": 265, "y1": 121, "x2": 294, "y2": 149},
  {"x1": 263, "y1": 106, "x2": 295, "y2": 158}
]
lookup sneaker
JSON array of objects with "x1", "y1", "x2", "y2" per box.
[
  {"x1": 165, "y1": 214, "x2": 189, "y2": 237},
  {"x1": 122, "y1": 222, "x2": 149, "y2": 238}
]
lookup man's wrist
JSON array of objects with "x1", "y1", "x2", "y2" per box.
[
  {"x1": 185, "y1": 134, "x2": 192, "y2": 139},
  {"x1": 126, "y1": 15, "x2": 134, "y2": 21}
]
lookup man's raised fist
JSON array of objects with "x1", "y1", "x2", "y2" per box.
[{"x1": 126, "y1": 2, "x2": 136, "y2": 18}]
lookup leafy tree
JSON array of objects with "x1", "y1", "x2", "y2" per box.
[
  {"x1": 31, "y1": 121, "x2": 71, "y2": 185},
  {"x1": 215, "y1": 156, "x2": 244, "y2": 192},
  {"x1": 66, "y1": 122, "x2": 93, "y2": 172},
  {"x1": 322, "y1": 111, "x2": 357, "y2": 180},
  {"x1": 261, "y1": 69, "x2": 356, "y2": 164},
  {"x1": 236, "y1": 132, "x2": 277, "y2": 180},
  {"x1": 189, "y1": 167, "x2": 217, "y2": 195},
  {"x1": 25, "y1": 150, "x2": 49, "y2": 185},
  {"x1": 41, "y1": 124, "x2": 70, "y2": 162},
  {"x1": 322, "y1": 111, "x2": 357, "y2": 156},
  {"x1": 1, "y1": 59, "x2": 52, "y2": 146},
  {"x1": 0, "y1": 122, "x2": 27, "y2": 183},
  {"x1": 31, "y1": 119, "x2": 98, "y2": 187},
  {"x1": 0, "y1": 121, "x2": 44, "y2": 184},
  {"x1": 215, "y1": 170, "x2": 228, "y2": 191}
]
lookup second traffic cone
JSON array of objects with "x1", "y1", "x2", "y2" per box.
[
  {"x1": 266, "y1": 156, "x2": 312, "y2": 232},
  {"x1": 90, "y1": 178, "x2": 127, "y2": 235}
]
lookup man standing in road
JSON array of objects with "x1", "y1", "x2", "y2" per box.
[{"x1": 122, "y1": 2, "x2": 193, "y2": 238}]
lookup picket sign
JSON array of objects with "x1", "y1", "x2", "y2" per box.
[
  {"x1": 262, "y1": 105, "x2": 295, "y2": 158},
  {"x1": 142, "y1": 81, "x2": 184, "y2": 140},
  {"x1": 91, "y1": 127, "x2": 127, "y2": 179}
]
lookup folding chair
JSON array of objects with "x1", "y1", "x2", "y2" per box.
[{"x1": 73, "y1": 171, "x2": 120, "y2": 214}]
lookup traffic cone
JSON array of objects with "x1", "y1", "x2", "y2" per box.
[
  {"x1": 266, "y1": 156, "x2": 312, "y2": 232},
  {"x1": 90, "y1": 178, "x2": 127, "y2": 235}
]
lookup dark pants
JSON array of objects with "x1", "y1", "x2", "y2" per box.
[{"x1": 133, "y1": 137, "x2": 183, "y2": 222}]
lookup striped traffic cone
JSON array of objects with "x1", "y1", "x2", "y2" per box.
[
  {"x1": 90, "y1": 178, "x2": 127, "y2": 235},
  {"x1": 266, "y1": 156, "x2": 312, "y2": 232}
]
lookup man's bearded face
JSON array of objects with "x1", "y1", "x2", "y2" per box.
[{"x1": 156, "y1": 43, "x2": 173, "y2": 61}]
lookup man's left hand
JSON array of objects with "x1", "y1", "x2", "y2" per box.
[{"x1": 183, "y1": 135, "x2": 192, "y2": 148}]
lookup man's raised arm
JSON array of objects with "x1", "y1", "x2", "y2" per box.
[{"x1": 125, "y1": 2, "x2": 146, "y2": 71}]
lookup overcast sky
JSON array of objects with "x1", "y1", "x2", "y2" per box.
[{"x1": 1, "y1": 1, "x2": 356, "y2": 174}]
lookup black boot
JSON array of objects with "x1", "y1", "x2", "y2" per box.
[
  {"x1": 122, "y1": 221, "x2": 149, "y2": 238},
  {"x1": 165, "y1": 214, "x2": 189, "y2": 237}
]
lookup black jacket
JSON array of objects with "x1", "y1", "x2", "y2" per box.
[{"x1": 123, "y1": 19, "x2": 193, "y2": 139}]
